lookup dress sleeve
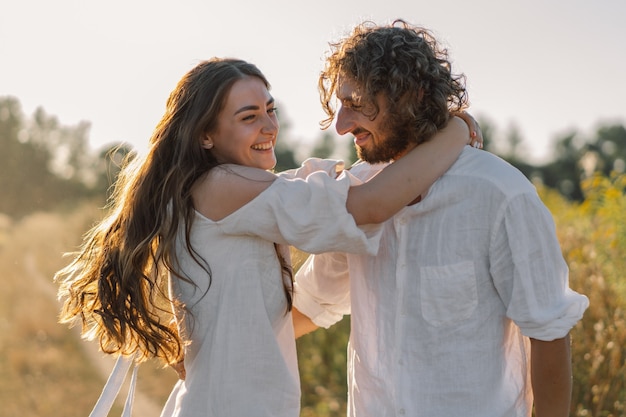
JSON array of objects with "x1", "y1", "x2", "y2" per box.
[
  {"x1": 277, "y1": 157, "x2": 345, "y2": 180},
  {"x1": 294, "y1": 251, "x2": 351, "y2": 328},
  {"x1": 220, "y1": 170, "x2": 383, "y2": 255},
  {"x1": 490, "y1": 192, "x2": 589, "y2": 340}
]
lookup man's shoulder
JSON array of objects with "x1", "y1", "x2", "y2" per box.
[{"x1": 449, "y1": 147, "x2": 536, "y2": 196}]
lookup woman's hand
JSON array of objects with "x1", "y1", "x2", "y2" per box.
[
  {"x1": 171, "y1": 358, "x2": 186, "y2": 380},
  {"x1": 452, "y1": 111, "x2": 483, "y2": 149}
]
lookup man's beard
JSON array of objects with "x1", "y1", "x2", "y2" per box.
[{"x1": 356, "y1": 116, "x2": 412, "y2": 164}]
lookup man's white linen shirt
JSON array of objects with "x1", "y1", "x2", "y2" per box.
[{"x1": 294, "y1": 147, "x2": 589, "y2": 417}]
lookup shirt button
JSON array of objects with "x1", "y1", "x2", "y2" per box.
[
  {"x1": 399, "y1": 409, "x2": 406, "y2": 415},
  {"x1": 398, "y1": 359, "x2": 404, "y2": 365}
]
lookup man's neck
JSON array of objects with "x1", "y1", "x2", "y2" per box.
[{"x1": 392, "y1": 143, "x2": 418, "y2": 161}]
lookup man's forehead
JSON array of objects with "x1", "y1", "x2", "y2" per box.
[{"x1": 336, "y1": 76, "x2": 362, "y2": 102}]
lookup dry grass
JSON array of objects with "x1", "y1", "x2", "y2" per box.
[
  {"x1": 537, "y1": 174, "x2": 626, "y2": 416},
  {"x1": 0, "y1": 203, "x2": 177, "y2": 417}
]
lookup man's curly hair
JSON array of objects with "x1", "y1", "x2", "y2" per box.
[{"x1": 319, "y1": 19, "x2": 468, "y2": 145}]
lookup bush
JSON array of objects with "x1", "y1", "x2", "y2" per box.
[{"x1": 541, "y1": 173, "x2": 626, "y2": 416}]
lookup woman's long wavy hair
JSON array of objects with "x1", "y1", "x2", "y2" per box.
[
  {"x1": 55, "y1": 58, "x2": 293, "y2": 365},
  {"x1": 319, "y1": 19, "x2": 469, "y2": 145}
]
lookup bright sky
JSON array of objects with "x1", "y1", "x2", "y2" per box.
[{"x1": 2, "y1": 0, "x2": 624, "y2": 163}]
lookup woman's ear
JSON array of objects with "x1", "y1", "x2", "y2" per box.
[{"x1": 202, "y1": 135, "x2": 214, "y2": 150}]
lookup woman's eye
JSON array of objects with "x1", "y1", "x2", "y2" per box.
[{"x1": 268, "y1": 107, "x2": 278, "y2": 116}]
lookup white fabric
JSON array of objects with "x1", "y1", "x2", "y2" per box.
[
  {"x1": 294, "y1": 147, "x2": 589, "y2": 417},
  {"x1": 160, "y1": 160, "x2": 382, "y2": 417},
  {"x1": 89, "y1": 355, "x2": 137, "y2": 417},
  {"x1": 122, "y1": 362, "x2": 138, "y2": 417}
]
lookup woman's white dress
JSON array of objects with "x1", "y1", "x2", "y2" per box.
[{"x1": 159, "y1": 161, "x2": 382, "y2": 417}]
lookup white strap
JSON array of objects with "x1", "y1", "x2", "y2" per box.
[
  {"x1": 89, "y1": 355, "x2": 138, "y2": 417},
  {"x1": 121, "y1": 363, "x2": 139, "y2": 417}
]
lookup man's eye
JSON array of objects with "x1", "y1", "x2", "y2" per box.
[
  {"x1": 345, "y1": 103, "x2": 363, "y2": 113},
  {"x1": 342, "y1": 101, "x2": 362, "y2": 111}
]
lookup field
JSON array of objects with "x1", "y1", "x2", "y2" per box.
[
  {"x1": 0, "y1": 173, "x2": 624, "y2": 416},
  {"x1": 0, "y1": 204, "x2": 178, "y2": 417}
]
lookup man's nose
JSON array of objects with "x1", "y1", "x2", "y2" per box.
[{"x1": 335, "y1": 107, "x2": 354, "y2": 136}]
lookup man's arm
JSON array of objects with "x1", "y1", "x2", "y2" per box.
[
  {"x1": 530, "y1": 334, "x2": 572, "y2": 417},
  {"x1": 292, "y1": 307, "x2": 320, "y2": 338}
]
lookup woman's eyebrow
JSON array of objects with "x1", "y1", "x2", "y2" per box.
[{"x1": 234, "y1": 97, "x2": 275, "y2": 115}]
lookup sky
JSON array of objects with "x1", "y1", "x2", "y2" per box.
[{"x1": 1, "y1": 0, "x2": 625, "y2": 163}]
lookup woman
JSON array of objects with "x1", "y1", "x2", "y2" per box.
[{"x1": 55, "y1": 58, "x2": 477, "y2": 417}]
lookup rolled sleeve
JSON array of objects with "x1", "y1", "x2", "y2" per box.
[
  {"x1": 277, "y1": 157, "x2": 345, "y2": 180},
  {"x1": 520, "y1": 289, "x2": 589, "y2": 340},
  {"x1": 294, "y1": 251, "x2": 351, "y2": 329},
  {"x1": 490, "y1": 192, "x2": 589, "y2": 341}
]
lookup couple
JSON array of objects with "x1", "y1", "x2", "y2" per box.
[{"x1": 56, "y1": 19, "x2": 588, "y2": 417}]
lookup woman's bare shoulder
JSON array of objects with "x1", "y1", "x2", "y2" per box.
[
  {"x1": 212, "y1": 164, "x2": 278, "y2": 182},
  {"x1": 192, "y1": 165, "x2": 277, "y2": 221}
]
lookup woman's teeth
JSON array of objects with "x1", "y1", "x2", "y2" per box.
[{"x1": 252, "y1": 142, "x2": 273, "y2": 150}]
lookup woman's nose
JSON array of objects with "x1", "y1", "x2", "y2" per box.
[{"x1": 262, "y1": 115, "x2": 279, "y2": 136}]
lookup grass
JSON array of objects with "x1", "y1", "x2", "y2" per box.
[{"x1": 0, "y1": 204, "x2": 177, "y2": 417}]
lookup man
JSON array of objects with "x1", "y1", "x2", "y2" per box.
[{"x1": 293, "y1": 20, "x2": 589, "y2": 417}]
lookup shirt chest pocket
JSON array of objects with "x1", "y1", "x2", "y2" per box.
[{"x1": 420, "y1": 261, "x2": 478, "y2": 327}]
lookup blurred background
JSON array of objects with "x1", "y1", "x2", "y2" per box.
[{"x1": 1, "y1": 0, "x2": 625, "y2": 416}]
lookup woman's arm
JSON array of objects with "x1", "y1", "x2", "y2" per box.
[
  {"x1": 346, "y1": 116, "x2": 470, "y2": 225},
  {"x1": 196, "y1": 116, "x2": 475, "y2": 223},
  {"x1": 292, "y1": 307, "x2": 320, "y2": 338}
]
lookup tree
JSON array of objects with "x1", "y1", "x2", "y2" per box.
[
  {"x1": 310, "y1": 131, "x2": 336, "y2": 160},
  {"x1": 92, "y1": 142, "x2": 136, "y2": 199},
  {"x1": 0, "y1": 97, "x2": 94, "y2": 217},
  {"x1": 274, "y1": 135, "x2": 300, "y2": 172},
  {"x1": 587, "y1": 124, "x2": 626, "y2": 176},
  {"x1": 476, "y1": 115, "x2": 497, "y2": 153},
  {"x1": 539, "y1": 131, "x2": 585, "y2": 200},
  {"x1": 30, "y1": 106, "x2": 94, "y2": 185}
]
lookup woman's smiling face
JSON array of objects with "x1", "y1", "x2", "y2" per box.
[{"x1": 204, "y1": 76, "x2": 279, "y2": 170}]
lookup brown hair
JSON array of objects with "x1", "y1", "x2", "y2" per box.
[
  {"x1": 319, "y1": 19, "x2": 469, "y2": 144},
  {"x1": 55, "y1": 58, "x2": 293, "y2": 364}
]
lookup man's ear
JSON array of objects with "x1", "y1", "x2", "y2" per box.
[{"x1": 202, "y1": 134, "x2": 214, "y2": 149}]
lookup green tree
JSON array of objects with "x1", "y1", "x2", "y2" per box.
[
  {"x1": 538, "y1": 132, "x2": 586, "y2": 200},
  {"x1": 476, "y1": 115, "x2": 496, "y2": 153},
  {"x1": 586, "y1": 124, "x2": 626, "y2": 176},
  {"x1": 310, "y1": 131, "x2": 336, "y2": 160},
  {"x1": 0, "y1": 97, "x2": 93, "y2": 217},
  {"x1": 274, "y1": 136, "x2": 300, "y2": 172},
  {"x1": 272, "y1": 104, "x2": 301, "y2": 172},
  {"x1": 30, "y1": 107, "x2": 93, "y2": 184},
  {"x1": 91, "y1": 142, "x2": 136, "y2": 200}
]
